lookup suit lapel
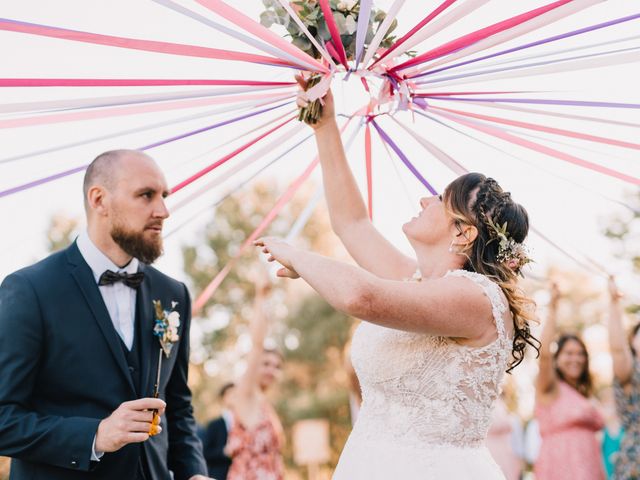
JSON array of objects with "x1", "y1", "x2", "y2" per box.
[
  {"x1": 137, "y1": 263, "x2": 157, "y2": 398},
  {"x1": 67, "y1": 243, "x2": 136, "y2": 396}
]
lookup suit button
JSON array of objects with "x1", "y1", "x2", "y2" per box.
[
  {"x1": 71, "y1": 460, "x2": 78, "y2": 468},
  {"x1": 129, "y1": 366, "x2": 135, "y2": 373}
]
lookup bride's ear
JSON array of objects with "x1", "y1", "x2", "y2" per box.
[{"x1": 459, "y1": 225, "x2": 478, "y2": 245}]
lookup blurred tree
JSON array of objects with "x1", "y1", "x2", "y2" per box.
[
  {"x1": 46, "y1": 213, "x2": 80, "y2": 252},
  {"x1": 603, "y1": 190, "x2": 640, "y2": 320},
  {"x1": 182, "y1": 181, "x2": 355, "y2": 473}
]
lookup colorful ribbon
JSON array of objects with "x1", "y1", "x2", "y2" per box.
[
  {"x1": 277, "y1": 0, "x2": 337, "y2": 69},
  {"x1": 370, "y1": 119, "x2": 437, "y2": 194},
  {"x1": 354, "y1": 0, "x2": 373, "y2": 70},
  {"x1": 195, "y1": 0, "x2": 329, "y2": 73},
  {"x1": 0, "y1": 91, "x2": 294, "y2": 129},
  {"x1": 0, "y1": 18, "x2": 296, "y2": 68},
  {"x1": 413, "y1": 11, "x2": 640, "y2": 79},
  {"x1": 369, "y1": 0, "x2": 458, "y2": 69},
  {"x1": 390, "y1": 0, "x2": 574, "y2": 73},
  {"x1": 410, "y1": 0, "x2": 601, "y2": 77},
  {"x1": 171, "y1": 116, "x2": 296, "y2": 193},
  {"x1": 191, "y1": 116, "x2": 359, "y2": 314},
  {"x1": 0, "y1": 78, "x2": 296, "y2": 87},
  {"x1": 361, "y1": 0, "x2": 406, "y2": 68},
  {"x1": 429, "y1": 105, "x2": 640, "y2": 150},
  {"x1": 364, "y1": 122, "x2": 373, "y2": 219},
  {"x1": 318, "y1": 0, "x2": 349, "y2": 69},
  {"x1": 0, "y1": 100, "x2": 292, "y2": 197},
  {"x1": 152, "y1": 0, "x2": 320, "y2": 71},
  {"x1": 430, "y1": 107, "x2": 640, "y2": 186}
]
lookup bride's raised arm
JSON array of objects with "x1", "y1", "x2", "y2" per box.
[{"x1": 298, "y1": 75, "x2": 416, "y2": 280}]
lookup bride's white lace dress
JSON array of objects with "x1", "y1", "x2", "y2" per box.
[{"x1": 334, "y1": 270, "x2": 511, "y2": 479}]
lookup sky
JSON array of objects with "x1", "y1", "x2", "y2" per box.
[{"x1": 0, "y1": 0, "x2": 639, "y2": 303}]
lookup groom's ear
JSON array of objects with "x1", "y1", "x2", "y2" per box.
[{"x1": 86, "y1": 185, "x2": 109, "y2": 216}]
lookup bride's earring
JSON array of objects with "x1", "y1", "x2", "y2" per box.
[{"x1": 448, "y1": 240, "x2": 455, "y2": 253}]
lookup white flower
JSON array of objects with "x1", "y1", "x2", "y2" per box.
[
  {"x1": 337, "y1": 2, "x2": 346, "y2": 11},
  {"x1": 344, "y1": 0, "x2": 357, "y2": 9},
  {"x1": 345, "y1": 14, "x2": 357, "y2": 34},
  {"x1": 167, "y1": 311, "x2": 181, "y2": 328},
  {"x1": 167, "y1": 326, "x2": 179, "y2": 342}
]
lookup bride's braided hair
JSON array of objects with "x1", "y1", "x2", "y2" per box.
[{"x1": 444, "y1": 173, "x2": 540, "y2": 372}]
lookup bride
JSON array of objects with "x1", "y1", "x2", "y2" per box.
[{"x1": 255, "y1": 80, "x2": 539, "y2": 479}]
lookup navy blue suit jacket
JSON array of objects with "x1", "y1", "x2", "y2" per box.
[
  {"x1": 199, "y1": 417, "x2": 231, "y2": 480},
  {"x1": 0, "y1": 242, "x2": 207, "y2": 480}
]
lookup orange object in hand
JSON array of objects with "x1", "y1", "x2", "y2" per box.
[{"x1": 148, "y1": 412, "x2": 161, "y2": 436}]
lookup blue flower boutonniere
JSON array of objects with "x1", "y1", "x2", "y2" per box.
[{"x1": 152, "y1": 300, "x2": 180, "y2": 357}]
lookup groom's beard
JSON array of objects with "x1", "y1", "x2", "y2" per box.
[{"x1": 111, "y1": 221, "x2": 163, "y2": 265}]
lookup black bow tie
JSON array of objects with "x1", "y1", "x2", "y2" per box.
[{"x1": 98, "y1": 270, "x2": 145, "y2": 289}]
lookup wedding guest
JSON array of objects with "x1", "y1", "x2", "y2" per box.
[
  {"x1": 225, "y1": 283, "x2": 284, "y2": 480},
  {"x1": 0, "y1": 150, "x2": 209, "y2": 479},
  {"x1": 608, "y1": 277, "x2": 640, "y2": 479},
  {"x1": 534, "y1": 283, "x2": 605, "y2": 480},
  {"x1": 199, "y1": 383, "x2": 235, "y2": 480}
]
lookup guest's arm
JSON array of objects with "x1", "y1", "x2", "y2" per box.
[
  {"x1": 165, "y1": 283, "x2": 208, "y2": 480},
  {"x1": 536, "y1": 283, "x2": 560, "y2": 398},
  {"x1": 236, "y1": 283, "x2": 270, "y2": 401},
  {"x1": 607, "y1": 277, "x2": 634, "y2": 386},
  {"x1": 0, "y1": 273, "x2": 101, "y2": 471}
]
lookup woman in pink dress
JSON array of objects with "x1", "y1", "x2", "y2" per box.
[
  {"x1": 534, "y1": 283, "x2": 605, "y2": 480},
  {"x1": 226, "y1": 282, "x2": 285, "y2": 480}
]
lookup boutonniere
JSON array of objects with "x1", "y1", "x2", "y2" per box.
[
  {"x1": 149, "y1": 299, "x2": 180, "y2": 437},
  {"x1": 152, "y1": 300, "x2": 180, "y2": 357}
]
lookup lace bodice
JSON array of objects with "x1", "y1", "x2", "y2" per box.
[{"x1": 349, "y1": 269, "x2": 512, "y2": 449}]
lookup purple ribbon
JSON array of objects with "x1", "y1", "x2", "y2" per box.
[
  {"x1": 420, "y1": 96, "x2": 640, "y2": 109},
  {"x1": 411, "y1": 12, "x2": 640, "y2": 79},
  {"x1": 370, "y1": 119, "x2": 437, "y2": 195},
  {"x1": 416, "y1": 45, "x2": 640, "y2": 85},
  {"x1": 0, "y1": 100, "x2": 292, "y2": 199},
  {"x1": 354, "y1": 0, "x2": 373, "y2": 70}
]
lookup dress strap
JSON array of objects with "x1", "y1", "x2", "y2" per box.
[{"x1": 445, "y1": 269, "x2": 508, "y2": 341}]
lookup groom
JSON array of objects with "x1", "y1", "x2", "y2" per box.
[{"x1": 0, "y1": 150, "x2": 211, "y2": 479}]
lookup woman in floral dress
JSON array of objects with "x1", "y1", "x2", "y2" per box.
[
  {"x1": 608, "y1": 278, "x2": 640, "y2": 479},
  {"x1": 225, "y1": 283, "x2": 285, "y2": 480}
]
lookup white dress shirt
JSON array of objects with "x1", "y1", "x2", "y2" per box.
[
  {"x1": 76, "y1": 231, "x2": 140, "y2": 462},
  {"x1": 76, "y1": 231, "x2": 139, "y2": 350}
]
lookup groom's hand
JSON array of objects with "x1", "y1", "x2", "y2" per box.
[{"x1": 95, "y1": 398, "x2": 166, "y2": 453}]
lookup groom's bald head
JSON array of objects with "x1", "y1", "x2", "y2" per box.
[{"x1": 83, "y1": 150, "x2": 152, "y2": 209}]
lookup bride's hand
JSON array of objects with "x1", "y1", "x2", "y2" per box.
[
  {"x1": 254, "y1": 237, "x2": 301, "y2": 279},
  {"x1": 295, "y1": 73, "x2": 335, "y2": 130}
]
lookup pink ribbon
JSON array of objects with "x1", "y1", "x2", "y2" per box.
[
  {"x1": 0, "y1": 18, "x2": 295, "y2": 68},
  {"x1": 430, "y1": 108, "x2": 640, "y2": 186},
  {"x1": 318, "y1": 0, "x2": 349, "y2": 69},
  {"x1": 431, "y1": 105, "x2": 640, "y2": 150},
  {"x1": 171, "y1": 116, "x2": 296, "y2": 194},
  {"x1": 194, "y1": 0, "x2": 329, "y2": 73},
  {"x1": 0, "y1": 92, "x2": 294, "y2": 129},
  {"x1": 390, "y1": 0, "x2": 574, "y2": 73},
  {"x1": 370, "y1": 0, "x2": 458, "y2": 69},
  {"x1": 0, "y1": 78, "x2": 295, "y2": 87}
]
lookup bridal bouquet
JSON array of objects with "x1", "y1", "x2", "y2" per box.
[{"x1": 260, "y1": 0, "x2": 399, "y2": 123}]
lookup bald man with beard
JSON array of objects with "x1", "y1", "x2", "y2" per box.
[{"x1": 0, "y1": 150, "x2": 211, "y2": 480}]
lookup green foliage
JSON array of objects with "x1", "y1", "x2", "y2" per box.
[
  {"x1": 182, "y1": 181, "x2": 355, "y2": 472},
  {"x1": 603, "y1": 190, "x2": 640, "y2": 321},
  {"x1": 260, "y1": 0, "x2": 398, "y2": 61}
]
